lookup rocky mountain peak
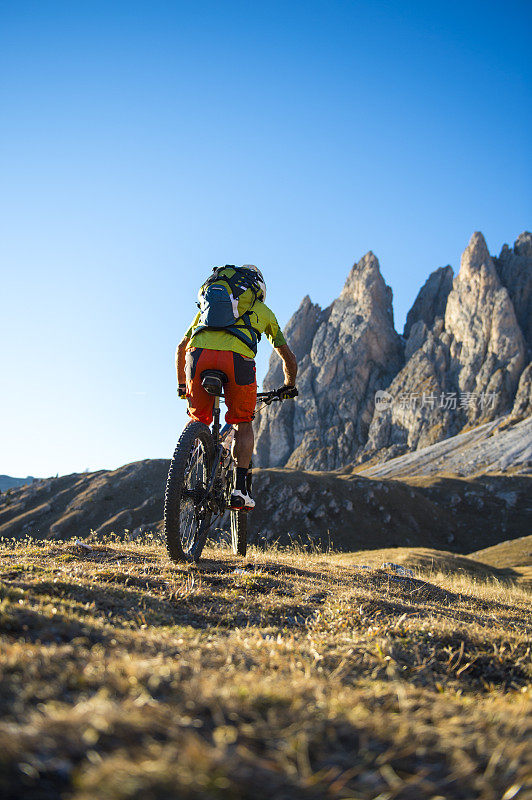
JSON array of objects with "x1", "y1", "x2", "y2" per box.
[
  {"x1": 404, "y1": 265, "x2": 454, "y2": 339},
  {"x1": 494, "y1": 231, "x2": 532, "y2": 353},
  {"x1": 362, "y1": 230, "x2": 529, "y2": 465},
  {"x1": 262, "y1": 294, "x2": 327, "y2": 391},
  {"x1": 445, "y1": 231, "x2": 526, "y2": 399},
  {"x1": 514, "y1": 230, "x2": 532, "y2": 258},
  {"x1": 256, "y1": 231, "x2": 530, "y2": 471},
  {"x1": 457, "y1": 231, "x2": 496, "y2": 280},
  {"x1": 282, "y1": 294, "x2": 326, "y2": 360},
  {"x1": 254, "y1": 251, "x2": 403, "y2": 470},
  {"x1": 341, "y1": 250, "x2": 380, "y2": 289},
  {"x1": 340, "y1": 251, "x2": 394, "y2": 324}
]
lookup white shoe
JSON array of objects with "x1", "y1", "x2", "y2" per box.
[{"x1": 229, "y1": 489, "x2": 255, "y2": 511}]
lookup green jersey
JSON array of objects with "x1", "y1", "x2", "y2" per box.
[{"x1": 185, "y1": 300, "x2": 286, "y2": 359}]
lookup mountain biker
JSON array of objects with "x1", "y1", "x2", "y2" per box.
[{"x1": 176, "y1": 265, "x2": 297, "y2": 511}]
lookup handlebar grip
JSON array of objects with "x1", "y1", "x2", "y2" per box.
[
  {"x1": 278, "y1": 386, "x2": 298, "y2": 399},
  {"x1": 256, "y1": 387, "x2": 299, "y2": 404}
]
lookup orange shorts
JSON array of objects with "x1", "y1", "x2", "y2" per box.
[{"x1": 185, "y1": 348, "x2": 257, "y2": 425}]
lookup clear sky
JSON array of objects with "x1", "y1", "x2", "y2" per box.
[{"x1": 1, "y1": 0, "x2": 530, "y2": 478}]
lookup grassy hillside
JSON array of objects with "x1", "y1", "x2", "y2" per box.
[
  {"x1": 1, "y1": 460, "x2": 530, "y2": 555},
  {"x1": 472, "y1": 535, "x2": 532, "y2": 590},
  {"x1": 473, "y1": 535, "x2": 532, "y2": 569},
  {"x1": 1, "y1": 537, "x2": 530, "y2": 799}
]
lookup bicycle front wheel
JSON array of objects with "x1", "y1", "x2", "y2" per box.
[
  {"x1": 164, "y1": 421, "x2": 215, "y2": 563},
  {"x1": 229, "y1": 463, "x2": 252, "y2": 557},
  {"x1": 230, "y1": 510, "x2": 248, "y2": 556}
]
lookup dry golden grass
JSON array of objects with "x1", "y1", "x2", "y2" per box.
[{"x1": 0, "y1": 536, "x2": 531, "y2": 800}]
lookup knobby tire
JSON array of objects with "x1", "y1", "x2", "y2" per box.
[
  {"x1": 229, "y1": 463, "x2": 252, "y2": 557},
  {"x1": 164, "y1": 421, "x2": 215, "y2": 563},
  {"x1": 230, "y1": 510, "x2": 247, "y2": 557}
]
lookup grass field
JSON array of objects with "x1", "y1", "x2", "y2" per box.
[{"x1": 0, "y1": 537, "x2": 531, "y2": 799}]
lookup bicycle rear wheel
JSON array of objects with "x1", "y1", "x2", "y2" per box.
[{"x1": 164, "y1": 421, "x2": 215, "y2": 563}]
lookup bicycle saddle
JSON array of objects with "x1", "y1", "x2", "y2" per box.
[{"x1": 201, "y1": 369, "x2": 228, "y2": 396}]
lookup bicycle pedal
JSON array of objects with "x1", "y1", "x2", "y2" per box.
[{"x1": 228, "y1": 501, "x2": 253, "y2": 512}]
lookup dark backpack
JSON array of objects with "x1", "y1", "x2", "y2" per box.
[{"x1": 194, "y1": 265, "x2": 263, "y2": 355}]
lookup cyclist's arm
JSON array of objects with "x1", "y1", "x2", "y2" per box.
[
  {"x1": 275, "y1": 343, "x2": 297, "y2": 387},
  {"x1": 263, "y1": 307, "x2": 297, "y2": 387},
  {"x1": 176, "y1": 314, "x2": 200, "y2": 385},
  {"x1": 176, "y1": 335, "x2": 189, "y2": 385}
]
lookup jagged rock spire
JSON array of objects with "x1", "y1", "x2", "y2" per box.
[
  {"x1": 256, "y1": 231, "x2": 530, "y2": 471},
  {"x1": 404, "y1": 265, "x2": 453, "y2": 339},
  {"x1": 445, "y1": 231, "x2": 526, "y2": 415},
  {"x1": 494, "y1": 231, "x2": 532, "y2": 354},
  {"x1": 254, "y1": 252, "x2": 403, "y2": 469},
  {"x1": 361, "y1": 231, "x2": 529, "y2": 465}
]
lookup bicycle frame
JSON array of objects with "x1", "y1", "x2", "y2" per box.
[
  {"x1": 164, "y1": 385, "x2": 296, "y2": 562},
  {"x1": 202, "y1": 391, "x2": 282, "y2": 518},
  {"x1": 198, "y1": 396, "x2": 230, "y2": 518}
]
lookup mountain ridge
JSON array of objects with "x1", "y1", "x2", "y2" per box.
[
  {"x1": 255, "y1": 230, "x2": 531, "y2": 470},
  {"x1": 0, "y1": 475, "x2": 37, "y2": 492},
  {"x1": 1, "y1": 413, "x2": 530, "y2": 552}
]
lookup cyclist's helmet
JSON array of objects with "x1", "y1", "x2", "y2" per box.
[{"x1": 241, "y1": 264, "x2": 266, "y2": 302}]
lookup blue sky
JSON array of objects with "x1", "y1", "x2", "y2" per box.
[{"x1": 1, "y1": 0, "x2": 530, "y2": 477}]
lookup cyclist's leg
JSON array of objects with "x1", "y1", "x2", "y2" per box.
[
  {"x1": 223, "y1": 352, "x2": 257, "y2": 435},
  {"x1": 233, "y1": 423, "x2": 254, "y2": 468},
  {"x1": 185, "y1": 348, "x2": 216, "y2": 425},
  {"x1": 224, "y1": 353, "x2": 257, "y2": 509}
]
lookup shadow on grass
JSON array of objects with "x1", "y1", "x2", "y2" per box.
[{"x1": 1, "y1": 574, "x2": 320, "y2": 636}]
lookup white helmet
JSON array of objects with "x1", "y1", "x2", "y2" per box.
[{"x1": 241, "y1": 264, "x2": 266, "y2": 301}]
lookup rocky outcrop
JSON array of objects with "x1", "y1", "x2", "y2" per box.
[
  {"x1": 445, "y1": 231, "x2": 527, "y2": 423},
  {"x1": 362, "y1": 232, "x2": 528, "y2": 462},
  {"x1": 360, "y1": 415, "x2": 532, "y2": 480},
  {"x1": 253, "y1": 296, "x2": 329, "y2": 468},
  {"x1": 510, "y1": 363, "x2": 532, "y2": 422},
  {"x1": 362, "y1": 318, "x2": 455, "y2": 461},
  {"x1": 254, "y1": 253, "x2": 404, "y2": 470},
  {"x1": 494, "y1": 231, "x2": 532, "y2": 354},
  {"x1": 262, "y1": 295, "x2": 328, "y2": 390},
  {"x1": 257, "y1": 231, "x2": 531, "y2": 471},
  {"x1": 403, "y1": 265, "x2": 454, "y2": 362},
  {"x1": 253, "y1": 295, "x2": 330, "y2": 466},
  {"x1": 404, "y1": 265, "x2": 454, "y2": 339}
]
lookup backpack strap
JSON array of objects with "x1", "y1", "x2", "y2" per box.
[
  {"x1": 193, "y1": 312, "x2": 262, "y2": 356},
  {"x1": 228, "y1": 311, "x2": 262, "y2": 353}
]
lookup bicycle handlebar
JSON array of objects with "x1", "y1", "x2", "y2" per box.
[{"x1": 256, "y1": 387, "x2": 299, "y2": 406}]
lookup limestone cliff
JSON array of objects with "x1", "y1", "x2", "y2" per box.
[
  {"x1": 255, "y1": 231, "x2": 531, "y2": 469},
  {"x1": 254, "y1": 253, "x2": 403, "y2": 469},
  {"x1": 403, "y1": 265, "x2": 454, "y2": 339},
  {"x1": 361, "y1": 232, "x2": 527, "y2": 462},
  {"x1": 494, "y1": 231, "x2": 532, "y2": 355}
]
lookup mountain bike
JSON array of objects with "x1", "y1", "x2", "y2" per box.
[{"x1": 164, "y1": 369, "x2": 297, "y2": 563}]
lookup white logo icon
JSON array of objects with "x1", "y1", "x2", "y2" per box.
[{"x1": 374, "y1": 390, "x2": 392, "y2": 412}]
